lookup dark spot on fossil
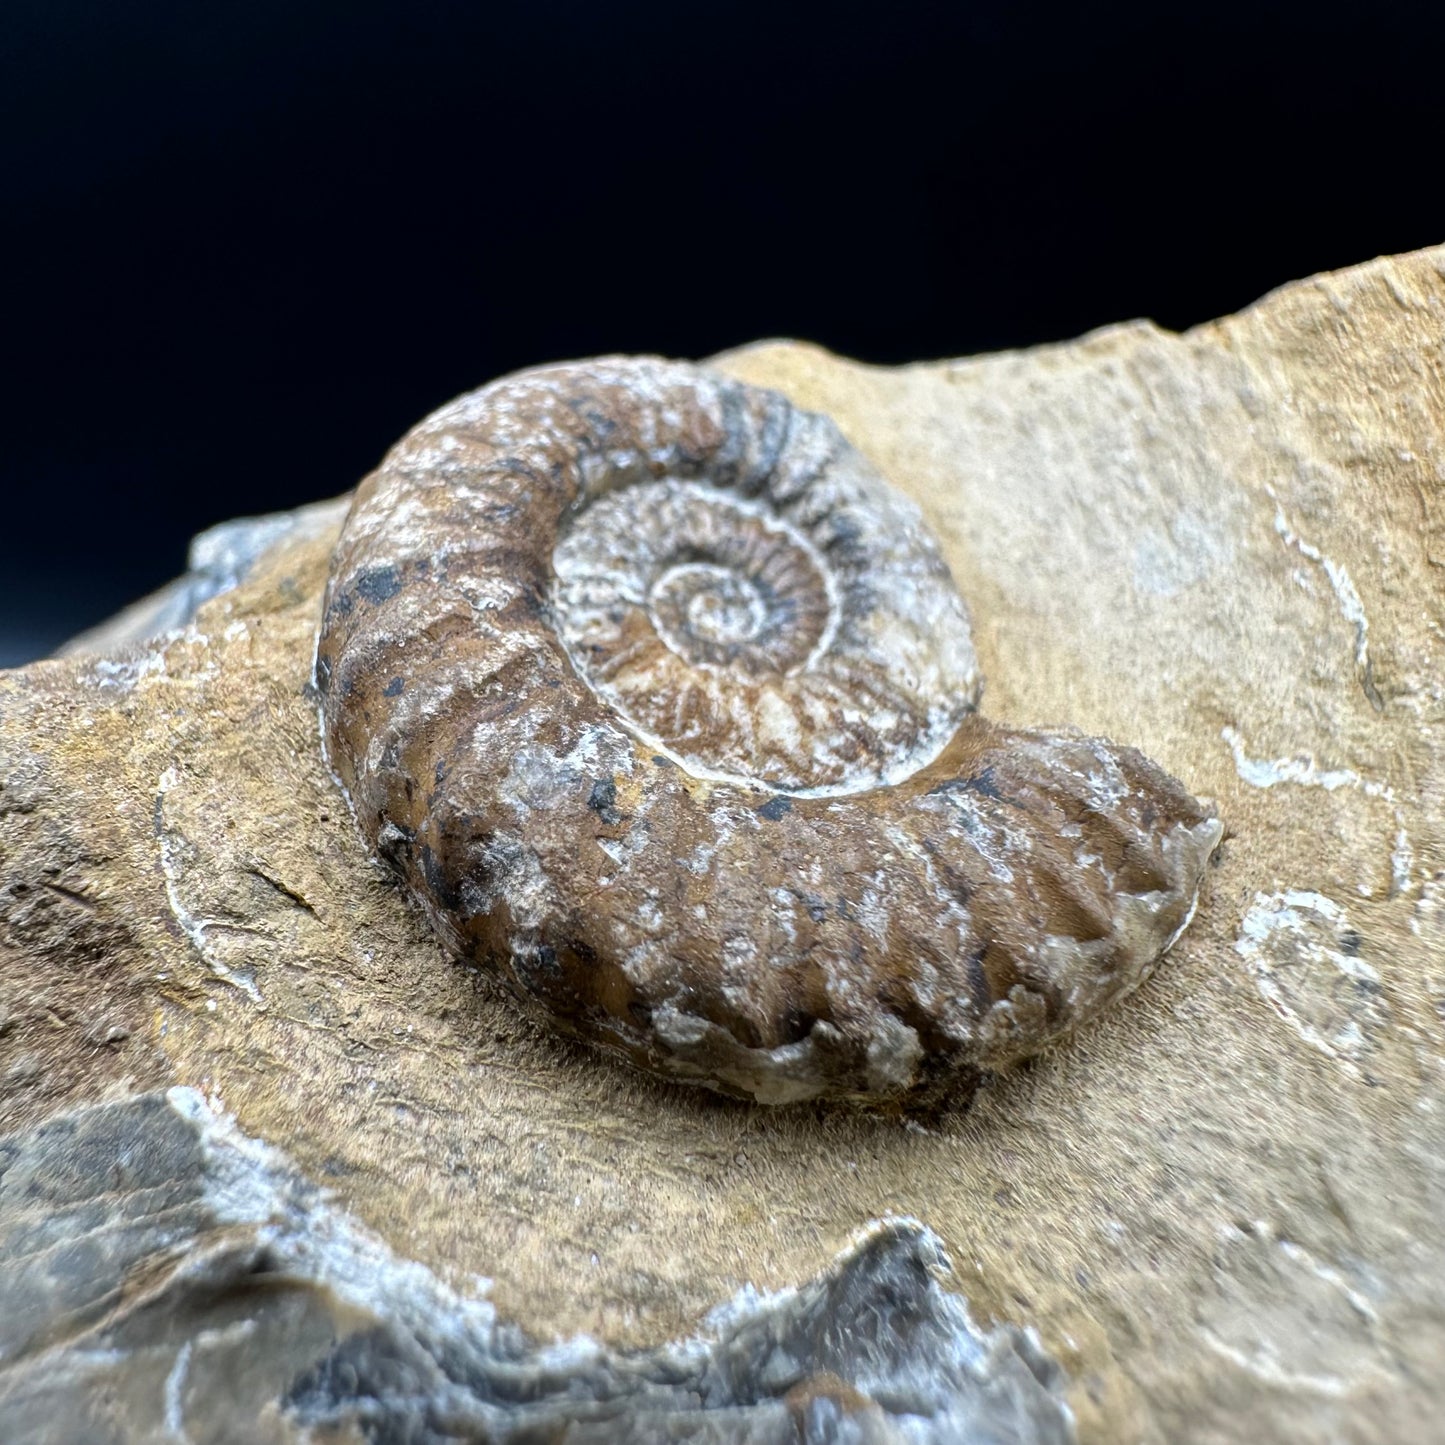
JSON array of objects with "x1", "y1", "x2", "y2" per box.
[
  {"x1": 781, "y1": 1006, "x2": 820, "y2": 1044},
  {"x1": 929, "y1": 768, "x2": 1008, "y2": 805},
  {"x1": 652, "y1": 755, "x2": 675, "y2": 768},
  {"x1": 821, "y1": 513, "x2": 865, "y2": 556},
  {"x1": 757, "y1": 795, "x2": 793, "y2": 822},
  {"x1": 383, "y1": 677, "x2": 405, "y2": 697},
  {"x1": 496, "y1": 458, "x2": 554, "y2": 490},
  {"x1": 469, "y1": 696, "x2": 525, "y2": 727},
  {"x1": 375, "y1": 821, "x2": 416, "y2": 866},
  {"x1": 418, "y1": 845, "x2": 459, "y2": 912},
  {"x1": 564, "y1": 395, "x2": 620, "y2": 442},
  {"x1": 354, "y1": 566, "x2": 403, "y2": 605},
  {"x1": 920, "y1": 840, "x2": 973, "y2": 909},
  {"x1": 588, "y1": 778, "x2": 622, "y2": 826},
  {"x1": 566, "y1": 937, "x2": 600, "y2": 967},
  {"x1": 964, "y1": 944, "x2": 993, "y2": 1015},
  {"x1": 1340, "y1": 930, "x2": 1363, "y2": 956},
  {"x1": 798, "y1": 892, "x2": 829, "y2": 922}
]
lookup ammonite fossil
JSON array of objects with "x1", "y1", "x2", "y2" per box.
[{"x1": 316, "y1": 357, "x2": 1221, "y2": 1107}]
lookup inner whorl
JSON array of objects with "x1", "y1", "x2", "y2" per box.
[{"x1": 548, "y1": 385, "x2": 980, "y2": 795}]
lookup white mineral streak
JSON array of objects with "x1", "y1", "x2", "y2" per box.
[
  {"x1": 1220, "y1": 726, "x2": 1375, "y2": 794},
  {"x1": 499, "y1": 727, "x2": 634, "y2": 816},
  {"x1": 168, "y1": 1084, "x2": 504, "y2": 1337},
  {"x1": 1233, "y1": 890, "x2": 1390, "y2": 1076},
  {"x1": 156, "y1": 765, "x2": 265, "y2": 1005},
  {"x1": 1270, "y1": 491, "x2": 1378, "y2": 706},
  {"x1": 86, "y1": 647, "x2": 169, "y2": 694},
  {"x1": 1197, "y1": 1218, "x2": 1391, "y2": 1400},
  {"x1": 1221, "y1": 726, "x2": 1415, "y2": 895},
  {"x1": 162, "y1": 1341, "x2": 194, "y2": 1443},
  {"x1": 1412, "y1": 873, "x2": 1445, "y2": 938},
  {"x1": 918, "y1": 788, "x2": 1018, "y2": 882}
]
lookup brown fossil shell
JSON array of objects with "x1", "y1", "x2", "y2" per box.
[{"x1": 316, "y1": 357, "x2": 1221, "y2": 1107}]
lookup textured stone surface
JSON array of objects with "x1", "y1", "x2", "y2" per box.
[
  {"x1": 2, "y1": 244, "x2": 1444, "y2": 1442},
  {"x1": 0, "y1": 1090, "x2": 1069, "y2": 1443}
]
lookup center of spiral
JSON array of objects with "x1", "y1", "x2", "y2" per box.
[
  {"x1": 652, "y1": 562, "x2": 770, "y2": 659},
  {"x1": 552, "y1": 474, "x2": 971, "y2": 793}
]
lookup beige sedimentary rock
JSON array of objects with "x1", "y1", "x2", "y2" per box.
[{"x1": 2, "y1": 245, "x2": 1443, "y2": 1442}]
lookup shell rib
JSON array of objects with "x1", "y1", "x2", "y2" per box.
[{"x1": 316, "y1": 357, "x2": 1221, "y2": 1106}]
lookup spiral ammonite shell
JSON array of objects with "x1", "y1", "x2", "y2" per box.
[{"x1": 316, "y1": 357, "x2": 1221, "y2": 1107}]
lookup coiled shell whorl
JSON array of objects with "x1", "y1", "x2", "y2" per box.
[{"x1": 317, "y1": 357, "x2": 1221, "y2": 1107}]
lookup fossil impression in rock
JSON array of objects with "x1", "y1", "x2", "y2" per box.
[{"x1": 316, "y1": 357, "x2": 1221, "y2": 1106}]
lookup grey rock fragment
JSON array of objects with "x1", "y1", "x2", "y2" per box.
[
  {"x1": 55, "y1": 497, "x2": 349, "y2": 657},
  {"x1": 0, "y1": 1090, "x2": 1072, "y2": 1444}
]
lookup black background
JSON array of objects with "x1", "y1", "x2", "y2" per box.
[{"x1": 5, "y1": 1, "x2": 1443, "y2": 664}]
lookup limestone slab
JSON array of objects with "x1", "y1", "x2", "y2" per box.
[{"x1": 2, "y1": 245, "x2": 1443, "y2": 1442}]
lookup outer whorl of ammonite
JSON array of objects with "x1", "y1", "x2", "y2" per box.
[{"x1": 316, "y1": 356, "x2": 1221, "y2": 1107}]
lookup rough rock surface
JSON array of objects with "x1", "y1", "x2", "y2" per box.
[
  {"x1": 0, "y1": 1090, "x2": 1068, "y2": 1443},
  {"x1": 2, "y1": 244, "x2": 1444, "y2": 1442}
]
